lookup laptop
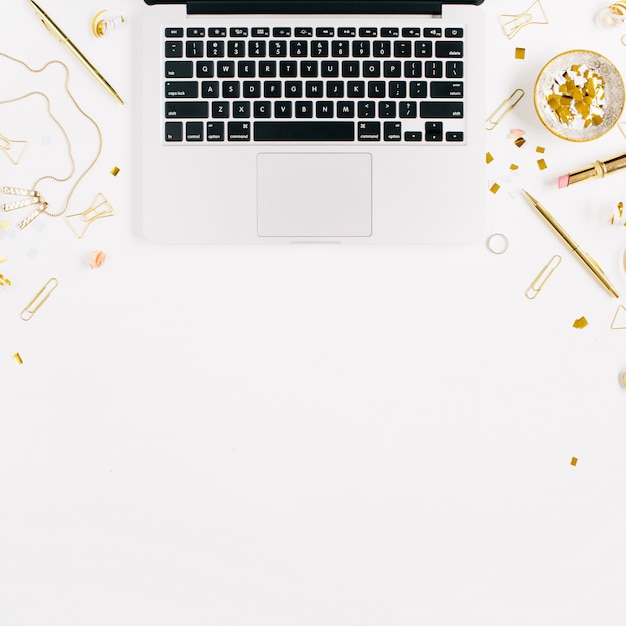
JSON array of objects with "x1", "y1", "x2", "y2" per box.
[{"x1": 136, "y1": 0, "x2": 485, "y2": 244}]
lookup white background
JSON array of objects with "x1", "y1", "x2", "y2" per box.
[{"x1": 1, "y1": 0, "x2": 626, "y2": 624}]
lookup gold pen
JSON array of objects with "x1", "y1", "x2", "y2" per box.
[
  {"x1": 521, "y1": 189, "x2": 620, "y2": 298},
  {"x1": 27, "y1": 0, "x2": 124, "y2": 105}
]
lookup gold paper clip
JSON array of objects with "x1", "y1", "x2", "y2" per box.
[
  {"x1": 2, "y1": 186, "x2": 41, "y2": 212},
  {"x1": 20, "y1": 277, "x2": 58, "y2": 321},
  {"x1": 486, "y1": 89, "x2": 525, "y2": 131},
  {"x1": 64, "y1": 193, "x2": 114, "y2": 239},
  {"x1": 0, "y1": 133, "x2": 27, "y2": 165},
  {"x1": 525, "y1": 255, "x2": 561, "y2": 299},
  {"x1": 499, "y1": 0, "x2": 549, "y2": 40}
]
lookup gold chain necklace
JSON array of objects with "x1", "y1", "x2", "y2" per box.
[{"x1": 0, "y1": 52, "x2": 103, "y2": 229}]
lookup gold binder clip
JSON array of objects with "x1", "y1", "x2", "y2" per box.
[
  {"x1": 499, "y1": 0, "x2": 549, "y2": 39},
  {"x1": 0, "y1": 133, "x2": 27, "y2": 165},
  {"x1": 20, "y1": 277, "x2": 58, "y2": 321},
  {"x1": 525, "y1": 255, "x2": 561, "y2": 299},
  {"x1": 1, "y1": 186, "x2": 41, "y2": 212},
  {"x1": 486, "y1": 89, "x2": 525, "y2": 131},
  {"x1": 64, "y1": 193, "x2": 114, "y2": 239}
]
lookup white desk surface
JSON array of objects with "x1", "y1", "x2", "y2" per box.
[{"x1": 1, "y1": 1, "x2": 626, "y2": 623}]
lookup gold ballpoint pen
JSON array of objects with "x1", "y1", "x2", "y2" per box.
[
  {"x1": 27, "y1": 0, "x2": 124, "y2": 105},
  {"x1": 521, "y1": 189, "x2": 619, "y2": 298}
]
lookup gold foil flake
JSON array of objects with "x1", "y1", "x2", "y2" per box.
[
  {"x1": 536, "y1": 146, "x2": 546, "y2": 153},
  {"x1": 109, "y1": 165, "x2": 120, "y2": 176},
  {"x1": 515, "y1": 47, "x2": 526, "y2": 60},
  {"x1": 537, "y1": 158, "x2": 548, "y2": 170},
  {"x1": 0, "y1": 221, "x2": 9, "y2": 230},
  {"x1": 545, "y1": 65, "x2": 606, "y2": 129},
  {"x1": 499, "y1": 0, "x2": 549, "y2": 39},
  {"x1": 510, "y1": 163, "x2": 519, "y2": 170},
  {"x1": 573, "y1": 316, "x2": 589, "y2": 329},
  {"x1": 571, "y1": 456, "x2": 578, "y2": 466},
  {"x1": 490, "y1": 182, "x2": 501, "y2": 195},
  {"x1": 611, "y1": 201, "x2": 624, "y2": 225},
  {"x1": 486, "y1": 152, "x2": 494, "y2": 164},
  {"x1": 514, "y1": 137, "x2": 526, "y2": 148},
  {"x1": 12, "y1": 352, "x2": 23, "y2": 365},
  {"x1": 0, "y1": 273, "x2": 11, "y2": 286}
]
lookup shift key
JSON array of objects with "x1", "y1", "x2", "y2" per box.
[
  {"x1": 165, "y1": 101, "x2": 208, "y2": 118},
  {"x1": 420, "y1": 101, "x2": 463, "y2": 118}
]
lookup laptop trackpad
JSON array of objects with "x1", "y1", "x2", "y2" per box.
[{"x1": 257, "y1": 153, "x2": 372, "y2": 237}]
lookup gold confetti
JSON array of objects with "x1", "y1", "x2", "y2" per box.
[
  {"x1": 571, "y1": 457, "x2": 578, "y2": 466},
  {"x1": 0, "y1": 273, "x2": 11, "y2": 286},
  {"x1": 110, "y1": 166, "x2": 120, "y2": 176},
  {"x1": 514, "y1": 137, "x2": 526, "y2": 148},
  {"x1": 611, "y1": 201, "x2": 624, "y2": 225},
  {"x1": 12, "y1": 352, "x2": 23, "y2": 365},
  {"x1": 573, "y1": 316, "x2": 589, "y2": 329},
  {"x1": 536, "y1": 146, "x2": 545, "y2": 153},
  {"x1": 515, "y1": 47, "x2": 526, "y2": 60},
  {"x1": 490, "y1": 182, "x2": 501, "y2": 194},
  {"x1": 537, "y1": 158, "x2": 548, "y2": 170},
  {"x1": 0, "y1": 220, "x2": 10, "y2": 230},
  {"x1": 510, "y1": 163, "x2": 519, "y2": 170},
  {"x1": 486, "y1": 152, "x2": 494, "y2": 164},
  {"x1": 0, "y1": 255, "x2": 7, "y2": 263}
]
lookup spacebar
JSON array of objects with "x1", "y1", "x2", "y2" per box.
[{"x1": 254, "y1": 121, "x2": 355, "y2": 141}]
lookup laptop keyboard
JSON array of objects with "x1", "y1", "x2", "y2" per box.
[{"x1": 163, "y1": 25, "x2": 465, "y2": 144}]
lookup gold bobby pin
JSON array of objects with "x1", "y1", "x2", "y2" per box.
[
  {"x1": 20, "y1": 277, "x2": 58, "y2": 321},
  {"x1": 486, "y1": 89, "x2": 524, "y2": 131},
  {"x1": 525, "y1": 255, "x2": 562, "y2": 299},
  {"x1": 499, "y1": 0, "x2": 549, "y2": 39},
  {"x1": 64, "y1": 193, "x2": 114, "y2": 239},
  {"x1": 0, "y1": 133, "x2": 28, "y2": 165}
]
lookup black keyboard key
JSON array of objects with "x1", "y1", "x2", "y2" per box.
[
  {"x1": 165, "y1": 28, "x2": 183, "y2": 38},
  {"x1": 316, "y1": 101, "x2": 334, "y2": 118},
  {"x1": 358, "y1": 101, "x2": 375, "y2": 118},
  {"x1": 252, "y1": 27, "x2": 270, "y2": 37},
  {"x1": 404, "y1": 131, "x2": 422, "y2": 141},
  {"x1": 212, "y1": 101, "x2": 230, "y2": 118},
  {"x1": 201, "y1": 81, "x2": 219, "y2": 98},
  {"x1": 165, "y1": 101, "x2": 208, "y2": 119},
  {"x1": 301, "y1": 60, "x2": 319, "y2": 77},
  {"x1": 379, "y1": 101, "x2": 396, "y2": 118},
  {"x1": 425, "y1": 121, "x2": 443, "y2": 141},
  {"x1": 358, "y1": 121, "x2": 381, "y2": 141},
  {"x1": 347, "y1": 81, "x2": 365, "y2": 98},
  {"x1": 445, "y1": 27, "x2": 464, "y2": 38},
  {"x1": 332, "y1": 41, "x2": 350, "y2": 57},
  {"x1": 230, "y1": 27, "x2": 248, "y2": 37},
  {"x1": 254, "y1": 121, "x2": 355, "y2": 141},
  {"x1": 249, "y1": 40, "x2": 267, "y2": 57},
  {"x1": 381, "y1": 28, "x2": 399, "y2": 37},
  {"x1": 254, "y1": 101, "x2": 272, "y2": 118},
  {"x1": 165, "y1": 41, "x2": 183, "y2": 58},
  {"x1": 384, "y1": 122, "x2": 402, "y2": 141},
  {"x1": 446, "y1": 60, "x2": 464, "y2": 78},
  {"x1": 233, "y1": 101, "x2": 251, "y2": 117},
  {"x1": 165, "y1": 81, "x2": 199, "y2": 99},
  {"x1": 446, "y1": 131, "x2": 464, "y2": 142},
  {"x1": 269, "y1": 41, "x2": 287, "y2": 57},
  {"x1": 207, "y1": 122, "x2": 225, "y2": 141},
  {"x1": 384, "y1": 61, "x2": 402, "y2": 77},
  {"x1": 196, "y1": 61, "x2": 214, "y2": 77},
  {"x1": 402, "y1": 28, "x2": 420, "y2": 37},
  {"x1": 186, "y1": 121, "x2": 204, "y2": 141},
  {"x1": 400, "y1": 101, "x2": 417, "y2": 118},
  {"x1": 286, "y1": 81, "x2": 303, "y2": 97},
  {"x1": 295, "y1": 101, "x2": 314, "y2": 118},
  {"x1": 316, "y1": 28, "x2": 335, "y2": 37},
  {"x1": 165, "y1": 121, "x2": 183, "y2": 141},
  {"x1": 353, "y1": 41, "x2": 370, "y2": 57},
  {"x1": 238, "y1": 61, "x2": 256, "y2": 77},
  {"x1": 311, "y1": 40, "x2": 329, "y2": 57},
  {"x1": 424, "y1": 28, "x2": 442, "y2": 37},
  {"x1": 359, "y1": 28, "x2": 378, "y2": 37},
  {"x1": 165, "y1": 61, "x2": 193, "y2": 78},
  {"x1": 363, "y1": 61, "x2": 381, "y2": 77},
  {"x1": 321, "y1": 61, "x2": 340, "y2": 77},
  {"x1": 327, "y1": 81, "x2": 344, "y2": 97},
  {"x1": 228, "y1": 121, "x2": 251, "y2": 141},
  {"x1": 337, "y1": 101, "x2": 355, "y2": 117},
  {"x1": 187, "y1": 27, "x2": 205, "y2": 37},
  {"x1": 368, "y1": 81, "x2": 385, "y2": 98},
  {"x1": 279, "y1": 61, "x2": 298, "y2": 77},
  {"x1": 338, "y1": 27, "x2": 356, "y2": 37},
  {"x1": 425, "y1": 61, "x2": 443, "y2": 78},
  {"x1": 223, "y1": 81, "x2": 240, "y2": 98},
  {"x1": 420, "y1": 101, "x2": 464, "y2": 118},
  {"x1": 409, "y1": 81, "x2": 427, "y2": 98},
  {"x1": 273, "y1": 27, "x2": 291, "y2": 37},
  {"x1": 264, "y1": 81, "x2": 282, "y2": 97},
  {"x1": 415, "y1": 41, "x2": 433, "y2": 57},
  {"x1": 430, "y1": 81, "x2": 463, "y2": 98},
  {"x1": 207, "y1": 41, "x2": 225, "y2": 57},
  {"x1": 436, "y1": 41, "x2": 464, "y2": 58},
  {"x1": 186, "y1": 40, "x2": 204, "y2": 58},
  {"x1": 208, "y1": 28, "x2": 227, "y2": 37},
  {"x1": 295, "y1": 27, "x2": 313, "y2": 37},
  {"x1": 217, "y1": 61, "x2": 235, "y2": 77},
  {"x1": 342, "y1": 61, "x2": 360, "y2": 77},
  {"x1": 389, "y1": 81, "x2": 407, "y2": 98},
  {"x1": 228, "y1": 41, "x2": 245, "y2": 57},
  {"x1": 259, "y1": 61, "x2": 277, "y2": 77},
  {"x1": 290, "y1": 41, "x2": 308, "y2": 57},
  {"x1": 306, "y1": 81, "x2": 324, "y2": 98},
  {"x1": 394, "y1": 41, "x2": 412, "y2": 58},
  {"x1": 275, "y1": 101, "x2": 292, "y2": 118},
  {"x1": 373, "y1": 41, "x2": 391, "y2": 57},
  {"x1": 243, "y1": 81, "x2": 261, "y2": 98}
]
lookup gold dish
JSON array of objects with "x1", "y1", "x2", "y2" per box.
[{"x1": 534, "y1": 50, "x2": 625, "y2": 141}]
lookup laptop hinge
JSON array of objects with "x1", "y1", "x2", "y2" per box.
[{"x1": 187, "y1": 1, "x2": 443, "y2": 15}]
